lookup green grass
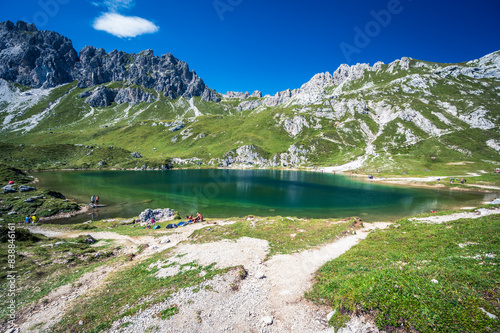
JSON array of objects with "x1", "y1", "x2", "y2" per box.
[
  {"x1": 156, "y1": 306, "x2": 179, "y2": 320},
  {"x1": 189, "y1": 216, "x2": 364, "y2": 257},
  {"x1": 0, "y1": 230, "x2": 118, "y2": 322},
  {"x1": 306, "y1": 214, "x2": 500, "y2": 332},
  {"x1": 0, "y1": 163, "x2": 31, "y2": 184},
  {"x1": 1, "y1": 187, "x2": 81, "y2": 224}
]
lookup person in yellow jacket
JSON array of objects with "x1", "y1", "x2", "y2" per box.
[{"x1": 31, "y1": 214, "x2": 38, "y2": 224}]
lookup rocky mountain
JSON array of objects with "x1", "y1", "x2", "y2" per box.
[
  {"x1": 0, "y1": 20, "x2": 219, "y2": 104},
  {"x1": 0, "y1": 20, "x2": 78, "y2": 88},
  {"x1": 0, "y1": 20, "x2": 498, "y2": 172}
]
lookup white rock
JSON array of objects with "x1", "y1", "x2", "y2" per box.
[
  {"x1": 262, "y1": 316, "x2": 274, "y2": 325},
  {"x1": 255, "y1": 272, "x2": 266, "y2": 279},
  {"x1": 160, "y1": 237, "x2": 171, "y2": 244},
  {"x1": 327, "y1": 310, "x2": 336, "y2": 321},
  {"x1": 431, "y1": 279, "x2": 438, "y2": 284},
  {"x1": 480, "y1": 307, "x2": 497, "y2": 319}
]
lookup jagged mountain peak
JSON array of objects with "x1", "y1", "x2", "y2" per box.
[{"x1": 0, "y1": 20, "x2": 220, "y2": 102}]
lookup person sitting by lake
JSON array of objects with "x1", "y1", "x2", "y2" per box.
[
  {"x1": 186, "y1": 214, "x2": 195, "y2": 223},
  {"x1": 95, "y1": 196, "x2": 100, "y2": 205},
  {"x1": 91, "y1": 195, "x2": 95, "y2": 204},
  {"x1": 31, "y1": 214, "x2": 38, "y2": 224},
  {"x1": 194, "y1": 212, "x2": 203, "y2": 223},
  {"x1": 25, "y1": 215, "x2": 31, "y2": 224}
]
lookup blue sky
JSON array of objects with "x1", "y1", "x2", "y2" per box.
[{"x1": 1, "y1": 0, "x2": 499, "y2": 95}]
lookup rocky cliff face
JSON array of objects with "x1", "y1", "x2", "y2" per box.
[
  {"x1": 0, "y1": 20, "x2": 78, "y2": 88},
  {"x1": 0, "y1": 20, "x2": 219, "y2": 102},
  {"x1": 82, "y1": 86, "x2": 157, "y2": 107},
  {"x1": 73, "y1": 47, "x2": 220, "y2": 102}
]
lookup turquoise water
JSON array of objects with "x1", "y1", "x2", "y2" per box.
[{"x1": 35, "y1": 169, "x2": 495, "y2": 223}]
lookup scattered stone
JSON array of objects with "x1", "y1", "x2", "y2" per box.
[
  {"x1": 2, "y1": 185, "x2": 17, "y2": 193},
  {"x1": 19, "y1": 185, "x2": 35, "y2": 192},
  {"x1": 131, "y1": 152, "x2": 143, "y2": 158},
  {"x1": 431, "y1": 279, "x2": 439, "y2": 284},
  {"x1": 480, "y1": 307, "x2": 497, "y2": 319},
  {"x1": 83, "y1": 235, "x2": 97, "y2": 244},
  {"x1": 79, "y1": 320, "x2": 84, "y2": 325},
  {"x1": 5, "y1": 328, "x2": 20, "y2": 333},
  {"x1": 262, "y1": 316, "x2": 274, "y2": 325},
  {"x1": 255, "y1": 272, "x2": 266, "y2": 279},
  {"x1": 160, "y1": 238, "x2": 171, "y2": 244},
  {"x1": 170, "y1": 124, "x2": 184, "y2": 132}
]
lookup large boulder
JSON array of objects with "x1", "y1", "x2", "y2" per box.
[{"x1": 139, "y1": 208, "x2": 175, "y2": 223}]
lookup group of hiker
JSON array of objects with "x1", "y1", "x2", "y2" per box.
[
  {"x1": 24, "y1": 214, "x2": 38, "y2": 224},
  {"x1": 186, "y1": 212, "x2": 204, "y2": 223},
  {"x1": 145, "y1": 212, "x2": 204, "y2": 229},
  {"x1": 441, "y1": 177, "x2": 467, "y2": 185},
  {"x1": 90, "y1": 195, "x2": 100, "y2": 207}
]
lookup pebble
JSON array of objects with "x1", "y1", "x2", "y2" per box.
[
  {"x1": 262, "y1": 316, "x2": 273, "y2": 325},
  {"x1": 255, "y1": 272, "x2": 266, "y2": 279},
  {"x1": 431, "y1": 279, "x2": 438, "y2": 284},
  {"x1": 79, "y1": 320, "x2": 84, "y2": 325},
  {"x1": 160, "y1": 237, "x2": 171, "y2": 244}
]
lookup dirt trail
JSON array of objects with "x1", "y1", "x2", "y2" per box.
[
  {"x1": 410, "y1": 207, "x2": 500, "y2": 224},
  {"x1": 108, "y1": 222, "x2": 390, "y2": 333}
]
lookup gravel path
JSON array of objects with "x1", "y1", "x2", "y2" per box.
[
  {"x1": 108, "y1": 222, "x2": 390, "y2": 333},
  {"x1": 410, "y1": 207, "x2": 500, "y2": 224}
]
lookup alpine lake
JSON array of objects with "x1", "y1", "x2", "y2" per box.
[{"x1": 35, "y1": 169, "x2": 496, "y2": 223}]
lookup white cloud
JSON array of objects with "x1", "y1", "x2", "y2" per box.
[{"x1": 93, "y1": 12, "x2": 159, "y2": 38}]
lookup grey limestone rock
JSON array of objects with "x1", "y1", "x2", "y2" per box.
[
  {"x1": 139, "y1": 208, "x2": 175, "y2": 223},
  {"x1": 84, "y1": 86, "x2": 116, "y2": 107},
  {"x1": 19, "y1": 185, "x2": 35, "y2": 192},
  {"x1": 73, "y1": 46, "x2": 220, "y2": 102},
  {"x1": 114, "y1": 87, "x2": 156, "y2": 105},
  {"x1": 131, "y1": 152, "x2": 143, "y2": 158},
  {"x1": 0, "y1": 20, "x2": 78, "y2": 88},
  {"x1": 2, "y1": 184, "x2": 17, "y2": 193}
]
